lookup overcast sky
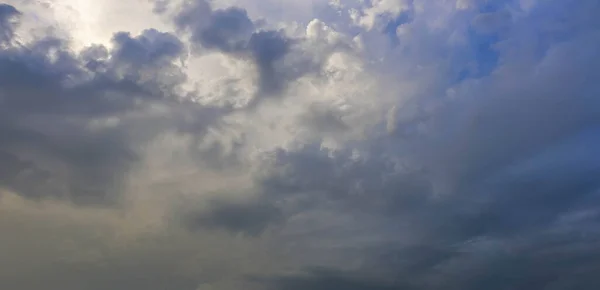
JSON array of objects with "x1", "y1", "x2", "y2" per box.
[{"x1": 1, "y1": 0, "x2": 599, "y2": 289}]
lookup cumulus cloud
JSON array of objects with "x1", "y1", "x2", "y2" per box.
[
  {"x1": 174, "y1": 0, "x2": 295, "y2": 100},
  {"x1": 1, "y1": 0, "x2": 600, "y2": 289}
]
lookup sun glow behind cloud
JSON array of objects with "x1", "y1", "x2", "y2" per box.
[
  {"x1": 26, "y1": 0, "x2": 169, "y2": 50},
  {"x1": 51, "y1": 0, "x2": 104, "y2": 49}
]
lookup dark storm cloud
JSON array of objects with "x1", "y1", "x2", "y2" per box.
[
  {"x1": 0, "y1": 30, "x2": 152, "y2": 117},
  {"x1": 2, "y1": 0, "x2": 600, "y2": 289},
  {"x1": 366, "y1": 132, "x2": 600, "y2": 289},
  {"x1": 0, "y1": 4, "x2": 217, "y2": 204},
  {"x1": 107, "y1": 28, "x2": 188, "y2": 96},
  {"x1": 183, "y1": 198, "x2": 283, "y2": 236},
  {"x1": 0, "y1": 3, "x2": 19, "y2": 44},
  {"x1": 0, "y1": 150, "x2": 55, "y2": 199},
  {"x1": 111, "y1": 29, "x2": 185, "y2": 67},
  {"x1": 174, "y1": 0, "x2": 294, "y2": 99},
  {"x1": 250, "y1": 1, "x2": 600, "y2": 289},
  {"x1": 247, "y1": 30, "x2": 291, "y2": 95},
  {"x1": 424, "y1": 23, "x2": 600, "y2": 195},
  {"x1": 263, "y1": 268, "x2": 404, "y2": 290},
  {"x1": 190, "y1": 7, "x2": 254, "y2": 53},
  {"x1": 257, "y1": 116, "x2": 600, "y2": 290},
  {"x1": 0, "y1": 6, "x2": 127, "y2": 203},
  {"x1": 258, "y1": 144, "x2": 430, "y2": 216},
  {"x1": 0, "y1": 260, "x2": 200, "y2": 290}
]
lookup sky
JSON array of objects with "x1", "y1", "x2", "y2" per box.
[{"x1": 0, "y1": 0, "x2": 599, "y2": 289}]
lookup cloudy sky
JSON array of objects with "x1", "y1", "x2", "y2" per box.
[{"x1": 0, "y1": 0, "x2": 599, "y2": 289}]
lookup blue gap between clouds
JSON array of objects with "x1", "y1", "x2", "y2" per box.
[
  {"x1": 454, "y1": 1, "x2": 513, "y2": 82},
  {"x1": 455, "y1": 29, "x2": 500, "y2": 82}
]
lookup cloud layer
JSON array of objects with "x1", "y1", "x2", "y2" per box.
[{"x1": 1, "y1": 0, "x2": 600, "y2": 289}]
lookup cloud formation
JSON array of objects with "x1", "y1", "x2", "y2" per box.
[
  {"x1": 1, "y1": 0, "x2": 600, "y2": 289},
  {"x1": 174, "y1": 0, "x2": 294, "y2": 99},
  {"x1": 0, "y1": 3, "x2": 19, "y2": 44}
]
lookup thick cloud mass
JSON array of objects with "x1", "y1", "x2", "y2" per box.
[
  {"x1": 1, "y1": 0, "x2": 600, "y2": 289},
  {"x1": 175, "y1": 0, "x2": 293, "y2": 99},
  {"x1": 0, "y1": 3, "x2": 19, "y2": 44}
]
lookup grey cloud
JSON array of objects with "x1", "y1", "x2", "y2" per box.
[
  {"x1": 0, "y1": 193, "x2": 279, "y2": 290},
  {"x1": 0, "y1": 150, "x2": 55, "y2": 199},
  {"x1": 0, "y1": 7, "x2": 220, "y2": 204},
  {"x1": 263, "y1": 268, "x2": 404, "y2": 290},
  {"x1": 299, "y1": 103, "x2": 350, "y2": 133},
  {"x1": 0, "y1": 35, "x2": 133, "y2": 203},
  {"x1": 0, "y1": 3, "x2": 19, "y2": 44},
  {"x1": 107, "y1": 29, "x2": 188, "y2": 96},
  {"x1": 247, "y1": 30, "x2": 291, "y2": 95},
  {"x1": 249, "y1": 1, "x2": 600, "y2": 288},
  {"x1": 174, "y1": 2, "x2": 253, "y2": 54},
  {"x1": 172, "y1": 0, "x2": 212, "y2": 31},
  {"x1": 174, "y1": 1, "x2": 295, "y2": 100},
  {"x1": 111, "y1": 29, "x2": 185, "y2": 67},
  {"x1": 183, "y1": 198, "x2": 283, "y2": 236},
  {"x1": 471, "y1": 9, "x2": 512, "y2": 34},
  {"x1": 417, "y1": 230, "x2": 600, "y2": 290},
  {"x1": 2, "y1": 0, "x2": 600, "y2": 289},
  {"x1": 410, "y1": 1, "x2": 600, "y2": 286},
  {"x1": 0, "y1": 4, "x2": 269, "y2": 285},
  {"x1": 151, "y1": 0, "x2": 170, "y2": 14},
  {"x1": 258, "y1": 144, "x2": 430, "y2": 215},
  {"x1": 193, "y1": 7, "x2": 254, "y2": 53},
  {"x1": 1, "y1": 263, "x2": 200, "y2": 290},
  {"x1": 0, "y1": 35, "x2": 140, "y2": 116},
  {"x1": 256, "y1": 123, "x2": 600, "y2": 289},
  {"x1": 424, "y1": 33, "x2": 600, "y2": 195}
]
